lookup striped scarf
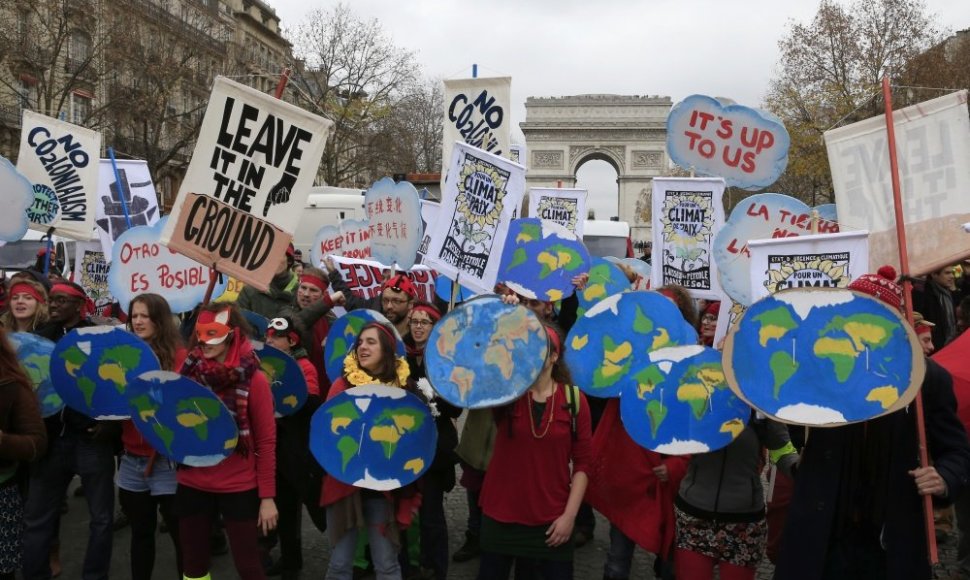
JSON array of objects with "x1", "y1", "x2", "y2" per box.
[{"x1": 181, "y1": 341, "x2": 259, "y2": 456}]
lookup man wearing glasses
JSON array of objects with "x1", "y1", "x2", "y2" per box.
[{"x1": 324, "y1": 257, "x2": 418, "y2": 339}]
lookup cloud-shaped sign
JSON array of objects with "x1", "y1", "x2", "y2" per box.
[
  {"x1": 713, "y1": 193, "x2": 839, "y2": 306},
  {"x1": 110, "y1": 217, "x2": 228, "y2": 313},
  {"x1": 0, "y1": 156, "x2": 35, "y2": 241},
  {"x1": 311, "y1": 218, "x2": 371, "y2": 268},
  {"x1": 667, "y1": 95, "x2": 790, "y2": 190},
  {"x1": 365, "y1": 177, "x2": 424, "y2": 269}
]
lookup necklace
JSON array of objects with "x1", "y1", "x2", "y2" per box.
[{"x1": 529, "y1": 385, "x2": 556, "y2": 439}]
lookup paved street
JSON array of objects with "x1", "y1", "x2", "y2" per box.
[{"x1": 52, "y1": 477, "x2": 963, "y2": 579}]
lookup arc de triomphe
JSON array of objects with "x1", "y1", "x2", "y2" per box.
[{"x1": 519, "y1": 94, "x2": 671, "y2": 247}]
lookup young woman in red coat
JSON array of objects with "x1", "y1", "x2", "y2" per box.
[
  {"x1": 477, "y1": 324, "x2": 592, "y2": 580},
  {"x1": 177, "y1": 304, "x2": 278, "y2": 580}
]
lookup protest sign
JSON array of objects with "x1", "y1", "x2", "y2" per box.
[
  {"x1": 712, "y1": 193, "x2": 838, "y2": 306},
  {"x1": 215, "y1": 277, "x2": 245, "y2": 303},
  {"x1": 95, "y1": 159, "x2": 160, "y2": 260},
  {"x1": 415, "y1": 200, "x2": 439, "y2": 264},
  {"x1": 666, "y1": 95, "x2": 789, "y2": 190},
  {"x1": 161, "y1": 77, "x2": 332, "y2": 290},
  {"x1": 528, "y1": 188, "x2": 587, "y2": 236},
  {"x1": 364, "y1": 177, "x2": 423, "y2": 269},
  {"x1": 651, "y1": 177, "x2": 725, "y2": 299},
  {"x1": 74, "y1": 242, "x2": 115, "y2": 314},
  {"x1": 509, "y1": 143, "x2": 526, "y2": 165},
  {"x1": 424, "y1": 142, "x2": 525, "y2": 295},
  {"x1": 329, "y1": 255, "x2": 436, "y2": 304},
  {"x1": 747, "y1": 230, "x2": 869, "y2": 302},
  {"x1": 311, "y1": 219, "x2": 371, "y2": 267},
  {"x1": 441, "y1": 77, "x2": 512, "y2": 183},
  {"x1": 111, "y1": 217, "x2": 228, "y2": 313},
  {"x1": 825, "y1": 90, "x2": 970, "y2": 275},
  {"x1": 17, "y1": 111, "x2": 100, "y2": 240},
  {"x1": 0, "y1": 156, "x2": 34, "y2": 241}
]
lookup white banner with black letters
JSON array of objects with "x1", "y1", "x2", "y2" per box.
[
  {"x1": 441, "y1": 77, "x2": 511, "y2": 184},
  {"x1": 528, "y1": 188, "x2": 586, "y2": 237}
]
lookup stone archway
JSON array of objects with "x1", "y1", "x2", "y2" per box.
[{"x1": 519, "y1": 94, "x2": 671, "y2": 246}]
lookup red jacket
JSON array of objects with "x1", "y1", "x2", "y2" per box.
[
  {"x1": 178, "y1": 371, "x2": 277, "y2": 498},
  {"x1": 479, "y1": 384, "x2": 592, "y2": 526},
  {"x1": 297, "y1": 356, "x2": 320, "y2": 397},
  {"x1": 585, "y1": 400, "x2": 688, "y2": 558},
  {"x1": 123, "y1": 348, "x2": 187, "y2": 457}
]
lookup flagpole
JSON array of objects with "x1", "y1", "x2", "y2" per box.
[
  {"x1": 882, "y1": 75, "x2": 937, "y2": 564},
  {"x1": 202, "y1": 68, "x2": 292, "y2": 305}
]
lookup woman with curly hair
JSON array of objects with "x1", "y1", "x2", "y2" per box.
[
  {"x1": 322, "y1": 321, "x2": 417, "y2": 580},
  {"x1": 1, "y1": 279, "x2": 49, "y2": 332},
  {"x1": 177, "y1": 303, "x2": 277, "y2": 580},
  {"x1": 0, "y1": 325, "x2": 48, "y2": 580}
]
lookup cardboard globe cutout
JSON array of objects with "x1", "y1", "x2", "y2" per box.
[
  {"x1": 620, "y1": 345, "x2": 750, "y2": 454},
  {"x1": 127, "y1": 371, "x2": 238, "y2": 467},
  {"x1": 498, "y1": 218, "x2": 591, "y2": 302},
  {"x1": 325, "y1": 310, "x2": 406, "y2": 383},
  {"x1": 425, "y1": 295, "x2": 548, "y2": 408},
  {"x1": 10, "y1": 332, "x2": 64, "y2": 417},
  {"x1": 252, "y1": 341, "x2": 307, "y2": 418},
  {"x1": 577, "y1": 257, "x2": 632, "y2": 316},
  {"x1": 310, "y1": 384, "x2": 436, "y2": 491},
  {"x1": 723, "y1": 288, "x2": 925, "y2": 426},
  {"x1": 565, "y1": 291, "x2": 698, "y2": 399},
  {"x1": 51, "y1": 326, "x2": 160, "y2": 419}
]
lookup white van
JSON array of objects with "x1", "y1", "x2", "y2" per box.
[
  {"x1": 292, "y1": 186, "x2": 367, "y2": 256},
  {"x1": 583, "y1": 220, "x2": 634, "y2": 259},
  {"x1": 0, "y1": 230, "x2": 77, "y2": 277}
]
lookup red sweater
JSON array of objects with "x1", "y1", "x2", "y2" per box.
[
  {"x1": 479, "y1": 384, "x2": 592, "y2": 526},
  {"x1": 177, "y1": 371, "x2": 277, "y2": 498},
  {"x1": 123, "y1": 348, "x2": 187, "y2": 457},
  {"x1": 297, "y1": 356, "x2": 320, "y2": 397}
]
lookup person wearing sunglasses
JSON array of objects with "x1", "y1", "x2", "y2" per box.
[
  {"x1": 262, "y1": 316, "x2": 324, "y2": 578},
  {"x1": 177, "y1": 304, "x2": 278, "y2": 580}
]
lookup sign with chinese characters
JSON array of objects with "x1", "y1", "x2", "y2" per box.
[
  {"x1": 364, "y1": 177, "x2": 423, "y2": 269},
  {"x1": 528, "y1": 188, "x2": 586, "y2": 237},
  {"x1": 161, "y1": 77, "x2": 332, "y2": 290},
  {"x1": 441, "y1": 77, "x2": 512, "y2": 183},
  {"x1": 651, "y1": 177, "x2": 724, "y2": 300},
  {"x1": 424, "y1": 142, "x2": 525, "y2": 295},
  {"x1": 666, "y1": 95, "x2": 789, "y2": 190},
  {"x1": 825, "y1": 90, "x2": 970, "y2": 275},
  {"x1": 747, "y1": 230, "x2": 869, "y2": 302},
  {"x1": 95, "y1": 159, "x2": 160, "y2": 260},
  {"x1": 17, "y1": 111, "x2": 101, "y2": 240}
]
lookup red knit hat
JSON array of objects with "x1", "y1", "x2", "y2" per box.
[{"x1": 848, "y1": 265, "x2": 903, "y2": 310}]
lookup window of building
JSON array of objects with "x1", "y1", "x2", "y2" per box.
[
  {"x1": 69, "y1": 30, "x2": 91, "y2": 63},
  {"x1": 19, "y1": 78, "x2": 37, "y2": 109},
  {"x1": 17, "y1": 9, "x2": 30, "y2": 42},
  {"x1": 71, "y1": 93, "x2": 92, "y2": 124}
]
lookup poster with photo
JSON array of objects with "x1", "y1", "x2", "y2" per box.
[
  {"x1": 424, "y1": 142, "x2": 525, "y2": 294},
  {"x1": 651, "y1": 177, "x2": 725, "y2": 300},
  {"x1": 161, "y1": 77, "x2": 332, "y2": 290}
]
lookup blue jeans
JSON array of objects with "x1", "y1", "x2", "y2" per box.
[
  {"x1": 326, "y1": 497, "x2": 401, "y2": 580},
  {"x1": 22, "y1": 436, "x2": 115, "y2": 580},
  {"x1": 604, "y1": 524, "x2": 636, "y2": 579}
]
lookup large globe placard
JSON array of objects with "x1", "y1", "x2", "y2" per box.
[
  {"x1": 565, "y1": 291, "x2": 698, "y2": 398},
  {"x1": 127, "y1": 371, "x2": 238, "y2": 467},
  {"x1": 424, "y1": 295, "x2": 548, "y2": 408},
  {"x1": 325, "y1": 310, "x2": 406, "y2": 384},
  {"x1": 577, "y1": 258, "x2": 632, "y2": 317},
  {"x1": 51, "y1": 326, "x2": 160, "y2": 419},
  {"x1": 620, "y1": 345, "x2": 750, "y2": 454},
  {"x1": 310, "y1": 385, "x2": 436, "y2": 491},
  {"x1": 10, "y1": 332, "x2": 63, "y2": 418},
  {"x1": 723, "y1": 289, "x2": 925, "y2": 426},
  {"x1": 498, "y1": 218, "x2": 591, "y2": 302},
  {"x1": 252, "y1": 341, "x2": 308, "y2": 418}
]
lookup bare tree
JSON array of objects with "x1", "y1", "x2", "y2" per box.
[
  {"x1": 763, "y1": 0, "x2": 944, "y2": 205},
  {"x1": 287, "y1": 3, "x2": 423, "y2": 187}
]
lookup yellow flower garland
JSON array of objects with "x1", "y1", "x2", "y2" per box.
[{"x1": 343, "y1": 353, "x2": 410, "y2": 388}]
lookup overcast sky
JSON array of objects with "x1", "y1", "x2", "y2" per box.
[{"x1": 268, "y1": 0, "x2": 970, "y2": 219}]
